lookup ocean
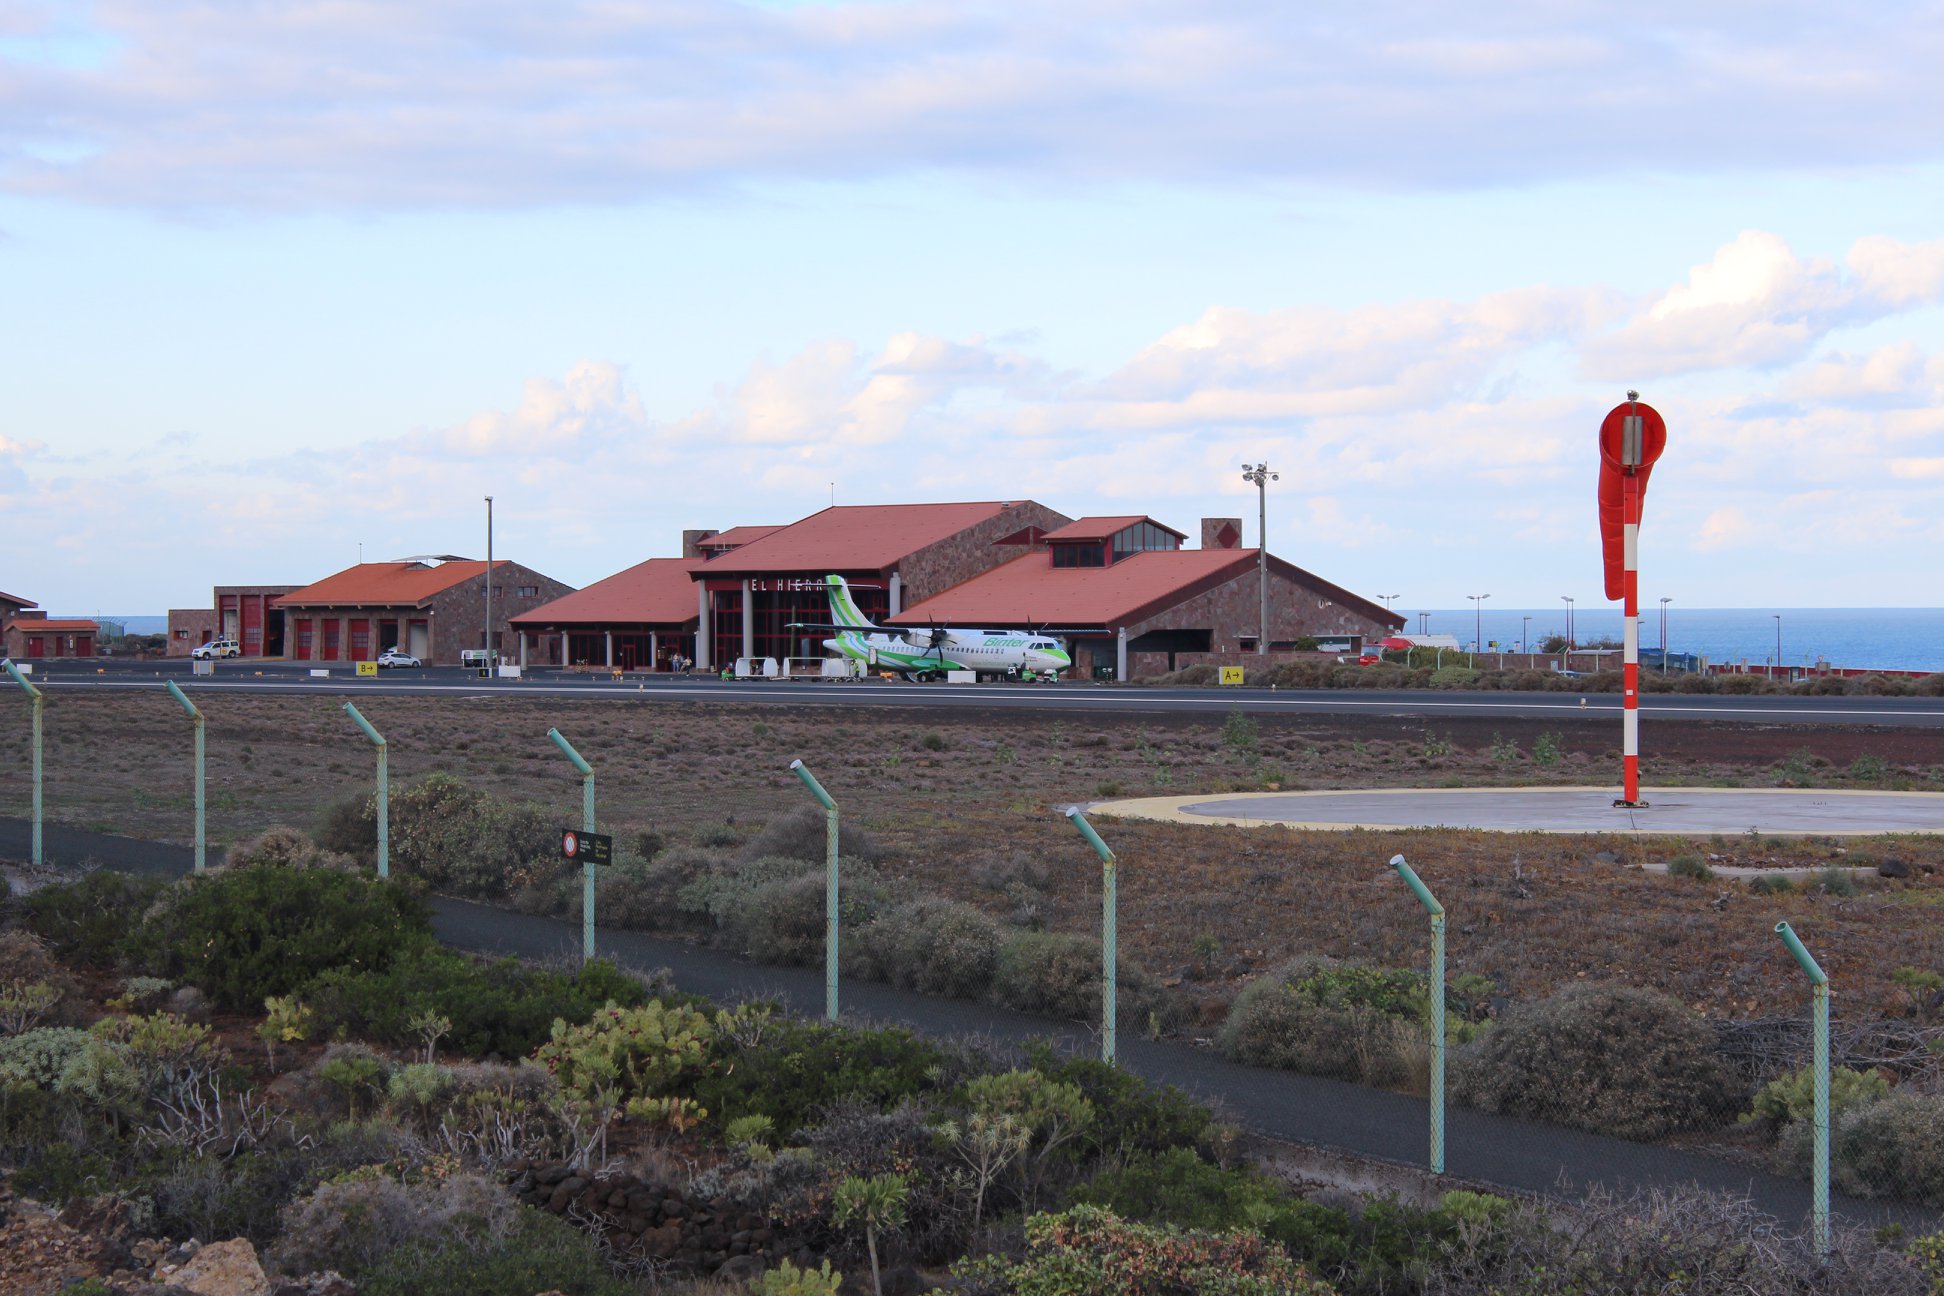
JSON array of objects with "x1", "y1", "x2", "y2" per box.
[{"x1": 1410, "y1": 607, "x2": 1944, "y2": 675}]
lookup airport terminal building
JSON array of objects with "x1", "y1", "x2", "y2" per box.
[{"x1": 516, "y1": 500, "x2": 1401, "y2": 678}]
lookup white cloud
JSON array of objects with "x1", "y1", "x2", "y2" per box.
[
  {"x1": 435, "y1": 361, "x2": 646, "y2": 456},
  {"x1": 1585, "y1": 232, "x2": 1944, "y2": 378},
  {"x1": 8, "y1": 2, "x2": 1944, "y2": 212}
]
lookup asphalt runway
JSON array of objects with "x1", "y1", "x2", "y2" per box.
[{"x1": 14, "y1": 659, "x2": 1944, "y2": 728}]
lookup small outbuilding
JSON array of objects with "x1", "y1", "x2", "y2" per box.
[
  {"x1": 274, "y1": 557, "x2": 572, "y2": 666},
  {"x1": 4, "y1": 615, "x2": 100, "y2": 660}
]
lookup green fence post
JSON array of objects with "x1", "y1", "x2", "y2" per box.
[
  {"x1": 4, "y1": 662, "x2": 42, "y2": 867},
  {"x1": 342, "y1": 703, "x2": 389, "y2": 879},
  {"x1": 1391, "y1": 854, "x2": 1446, "y2": 1174},
  {"x1": 789, "y1": 759, "x2": 840, "y2": 1022},
  {"x1": 548, "y1": 728, "x2": 597, "y2": 961},
  {"x1": 164, "y1": 682, "x2": 205, "y2": 874},
  {"x1": 1064, "y1": 807, "x2": 1118, "y2": 1064},
  {"x1": 1776, "y1": 921, "x2": 1830, "y2": 1261}
]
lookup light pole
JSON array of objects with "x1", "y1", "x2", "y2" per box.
[
  {"x1": 1379, "y1": 594, "x2": 1401, "y2": 612},
  {"x1": 1417, "y1": 612, "x2": 1429, "y2": 636},
  {"x1": 1659, "y1": 597, "x2": 1672, "y2": 670},
  {"x1": 1241, "y1": 462, "x2": 1278, "y2": 655},
  {"x1": 1560, "y1": 595, "x2": 1574, "y2": 650},
  {"x1": 483, "y1": 495, "x2": 495, "y2": 677},
  {"x1": 1467, "y1": 594, "x2": 1489, "y2": 658},
  {"x1": 1521, "y1": 615, "x2": 1531, "y2": 655},
  {"x1": 1774, "y1": 614, "x2": 1783, "y2": 681}
]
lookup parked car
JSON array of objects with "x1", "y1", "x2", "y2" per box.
[
  {"x1": 376, "y1": 647, "x2": 422, "y2": 669},
  {"x1": 191, "y1": 638, "x2": 239, "y2": 660}
]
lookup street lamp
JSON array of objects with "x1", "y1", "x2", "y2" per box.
[
  {"x1": 1560, "y1": 595, "x2": 1574, "y2": 650},
  {"x1": 1774, "y1": 614, "x2": 1783, "y2": 681},
  {"x1": 1521, "y1": 615, "x2": 1531, "y2": 659},
  {"x1": 1241, "y1": 462, "x2": 1278, "y2": 655},
  {"x1": 1467, "y1": 594, "x2": 1489, "y2": 657},
  {"x1": 484, "y1": 495, "x2": 495, "y2": 677},
  {"x1": 1379, "y1": 594, "x2": 1401, "y2": 611},
  {"x1": 1417, "y1": 612, "x2": 1429, "y2": 635},
  {"x1": 1659, "y1": 597, "x2": 1672, "y2": 671}
]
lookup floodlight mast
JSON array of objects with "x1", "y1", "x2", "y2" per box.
[{"x1": 1241, "y1": 462, "x2": 1279, "y2": 655}]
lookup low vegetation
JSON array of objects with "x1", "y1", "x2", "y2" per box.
[{"x1": 4, "y1": 858, "x2": 1939, "y2": 1295}]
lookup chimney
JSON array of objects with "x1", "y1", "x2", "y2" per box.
[
  {"x1": 681, "y1": 529, "x2": 719, "y2": 559},
  {"x1": 1202, "y1": 518, "x2": 1243, "y2": 550}
]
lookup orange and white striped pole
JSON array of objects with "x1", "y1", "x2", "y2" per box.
[{"x1": 1598, "y1": 392, "x2": 1665, "y2": 810}]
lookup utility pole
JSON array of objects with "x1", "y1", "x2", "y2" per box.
[{"x1": 1241, "y1": 462, "x2": 1278, "y2": 655}]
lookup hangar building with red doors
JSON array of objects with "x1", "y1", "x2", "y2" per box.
[
  {"x1": 274, "y1": 557, "x2": 572, "y2": 666},
  {"x1": 167, "y1": 585, "x2": 300, "y2": 657}
]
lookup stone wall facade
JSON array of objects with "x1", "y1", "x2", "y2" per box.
[
  {"x1": 165, "y1": 609, "x2": 219, "y2": 656},
  {"x1": 1126, "y1": 564, "x2": 1395, "y2": 653},
  {"x1": 421, "y1": 561, "x2": 575, "y2": 665},
  {"x1": 896, "y1": 500, "x2": 1072, "y2": 604}
]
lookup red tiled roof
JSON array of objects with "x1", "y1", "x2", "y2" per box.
[
  {"x1": 512, "y1": 558, "x2": 704, "y2": 627},
  {"x1": 1039, "y1": 515, "x2": 1185, "y2": 542},
  {"x1": 694, "y1": 503, "x2": 1029, "y2": 576},
  {"x1": 890, "y1": 550, "x2": 1254, "y2": 627},
  {"x1": 5, "y1": 618, "x2": 98, "y2": 633},
  {"x1": 698, "y1": 525, "x2": 782, "y2": 550},
  {"x1": 892, "y1": 550, "x2": 1406, "y2": 631},
  {"x1": 275, "y1": 561, "x2": 506, "y2": 609}
]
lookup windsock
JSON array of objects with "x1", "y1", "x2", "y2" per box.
[{"x1": 1597, "y1": 395, "x2": 1666, "y2": 807}]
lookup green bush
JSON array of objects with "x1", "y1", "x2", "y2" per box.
[
  {"x1": 1073, "y1": 1146, "x2": 1287, "y2": 1233},
  {"x1": 0, "y1": 1026, "x2": 92, "y2": 1087},
  {"x1": 132, "y1": 866, "x2": 433, "y2": 1011},
  {"x1": 1744, "y1": 1064, "x2": 1888, "y2": 1128},
  {"x1": 992, "y1": 930, "x2": 1161, "y2": 1025},
  {"x1": 593, "y1": 846, "x2": 722, "y2": 934},
  {"x1": 303, "y1": 947, "x2": 652, "y2": 1059},
  {"x1": 313, "y1": 791, "x2": 377, "y2": 862},
  {"x1": 26, "y1": 870, "x2": 166, "y2": 965},
  {"x1": 863, "y1": 897, "x2": 1003, "y2": 994},
  {"x1": 1666, "y1": 854, "x2": 1713, "y2": 881},
  {"x1": 1816, "y1": 1089, "x2": 1944, "y2": 1206},
  {"x1": 1218, "y1": 957, "x2": 1429, "y2": 1086},
  {"x1": 387, "y1": 772, "x2": 558, "y2": 898},
  {"x1": 1454, "y1": 983, "x2": 1739, "y2": 1141},
  {"x1": 677, "y1": 853, "x2": 819, "y2": 932},
  {"x1": 692, "y1": 1017, "x2": 946, "y2": 1137},
  {"x1": 1022, "y1": 1041, "x2": 1214, "y2": 1157}
]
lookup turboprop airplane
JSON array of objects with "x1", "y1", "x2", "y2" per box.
[{"x1": 789, "y1": 575, "x2": 1075, "y2": 680}]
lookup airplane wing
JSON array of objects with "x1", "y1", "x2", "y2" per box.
[{"x1": 785, "y1": 620, "x2": 899, "y2": 635}]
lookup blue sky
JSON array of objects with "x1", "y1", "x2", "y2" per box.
[{"x1": 4, "y1": 1, "x2": 1943, "y2": 613}]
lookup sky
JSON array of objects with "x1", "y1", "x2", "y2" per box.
[{"x1": 4, "y1": 1, "x2": 1944, "y2": 614}]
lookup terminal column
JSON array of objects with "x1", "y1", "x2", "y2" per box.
[{"x1": 696, "y1": 583, "x2": 711, "y2": 670}]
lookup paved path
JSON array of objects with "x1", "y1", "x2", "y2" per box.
[
  {"x1": 3, "y1": 816, "x2": 1932, "y2": 1235},
  {"x1": 1096, "y1": 786, "x2": 1944, "y2": 836}
]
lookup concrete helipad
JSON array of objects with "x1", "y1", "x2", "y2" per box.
[{"x1": 1092, "y1": 786, "x2": 1944, "y2": 836}]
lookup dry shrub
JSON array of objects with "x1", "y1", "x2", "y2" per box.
[
  {"x1": 1453, "y1": 983, "x2": 1740, "y2": 1141},
  {"x1": 1216, "y1": 956, "x2": 1422, "y2": 1087},
  {"x1": 270, "y1": 1171, "x2": 517, "y2": 1277},
  {"x1": 223, "y1": 825, "x2": 358, "y2": 872},
  {"x1": 0, "y1": 931, "x2": 81, "y2": 1019},
  {"x1": 1426, "y1": 1183, "x2": 1927, "y2": 1296},
  {"x1": 737, "y1": 869, "x2": 886, "y2": 967},
  {"x1": 736, "y1": 805, "x2": 883, "y2": 867},
  {"x1": 1777, "y1": 1088, "x2": 1944, "y2": 1207},
  {"x1": 991, "y1": 930, "x2": 1161, "y2": 1027},
  {"x1": 863, "y1": 898, "x2": 1003, "y2": 996},
  {"x1": 387, "y1": 773, "x2": 556, "y2": 898}
]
